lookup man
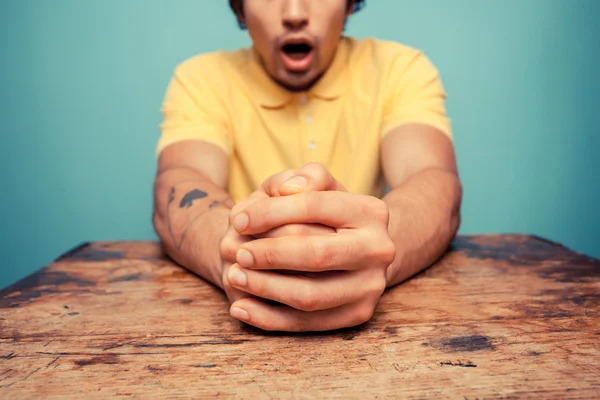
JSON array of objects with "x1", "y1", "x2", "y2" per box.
[{"x1": 152, "y1": 0, "x2": 462, "y2": 332}]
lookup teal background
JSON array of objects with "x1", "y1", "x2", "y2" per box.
[{"x1": 1, "y1": 1, "x2": 599, "y2": 288}]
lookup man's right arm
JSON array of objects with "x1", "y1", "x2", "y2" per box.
[{"x1": 152, "y1": 140, "x2": 233, "y2": 289}]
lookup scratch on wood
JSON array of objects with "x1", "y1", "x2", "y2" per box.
[
  {"x1": 45, "y1": 357, "x2": 60, "y2": 368},
  {"x1": 440, "y1": 360, "x2": 477, "y2": 368},
  {"x1": 103, "y1": 341, "x2": 136, "y2": 351},
  {"x1": 134, "y1": 340, "x2": 246, "y2": 348},
  {"x1": 522, "y1": 351, "x2": 542, "y2": 357},
  {"x1": 74, "y1": 355, "x2": 120, "y2": 366}
]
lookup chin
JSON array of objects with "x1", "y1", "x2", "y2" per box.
[{"x1": 277, "y1": 70, "x2": 317, "y2": 92}]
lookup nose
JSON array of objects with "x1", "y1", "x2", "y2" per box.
[{"x1": 282, "y1": 0, "x2": 309, "y2": 31}]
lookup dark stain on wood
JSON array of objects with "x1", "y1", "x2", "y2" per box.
[
  {"x1": 450, "y1": 236, "x2": 549, "y2": 264},
  {"x1": 194, "y1": 364, "x2": 217, "y2": 369},
  {"x1": 174, "y1": 299, "x2": 194, "y2": 305},
  {"x1": 523, "y1": 351, "x2": 542, "y2": 356},
  {"x1": 56, "y1": 243, "x2": 126, "y2": 262},
  {"x1": 146, "y1": 366, "x2": 163, "y2": 372},
  {"x1": 383, "y1": 326, "x2": 398, "y2": 334},
  {"x1": 451, "y1": 236, "x2": 600, "y2": 286},
  {"x1": 440, "y1": 360, "x2": 477, "y2": 368},
  {"x1": 538, "y1": 288, "x2": 600, "y2": 303},
  {"x1": 1, "y1": 353, "x2": 17, "y2": 360},
  {"x1": 74, "y1": 355, "x2": 120, "y2": 366},
  {"x1": 569, "y1": 294, "x2": 600, "y2": 306},
  {"x1": 539, "y1": 258, "x2": 600, "y2": 283},
  {"x1": 67, "y1": 312, "x2": 80, "y2": 316},
  {"x1": 543, "y1": 312, "x2": 573, "y2": 318},
  {"x1": 435, "y1": 335, "x2": 494, "y2": 352},
  {"x1": 342, "y1": 334, "x2": 355, "y2": 341},
  {"x1": 110, "y1": 273, "x2": 144, "y2": 283},
  {"x1": 0, "y1": 270, "x2": 95, "y2": 308}
]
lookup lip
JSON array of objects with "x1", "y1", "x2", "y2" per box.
[{"x1": 279, "y1": 35, "x2": 314, "y2": 72}]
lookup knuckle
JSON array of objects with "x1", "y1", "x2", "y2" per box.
[
  {"x1": 368, "y1": 275, "x2": 387, "y2": 297},
  {"x1": 379, "y1": 238, "x2": 397, "y2": 266},
  {"x1": 368, "y1": 236, "x2": 396, "y2": 267},
  {"x1": 353, "y1": 304, "x2": 375, "y2": 325},
  {"x1": 369, "y1": 198, "x2": 390, "y2": 223},
  {"x1": 219, "y1": 235, "x2": 236, "y2": 260},
  {"x1": 292, "y1": 314, "x2": 311, "y2": 332},
  {"x1": 305, "y1": 162, "x2": 332, "y2": 186},
  {"x1": 294, "y1": 286, "x2": 319, "y2": 311},
  {"x1": 302, "y1": 191, "x2": 318, "y2": 217},
  {"x1": 259, "y1": 319, "x2": 278, "y2": 332},
  {"x1": 282, "y1": 224, "x2": 305, "y2": 236},
  {"x1": 310, "y1": 240, "x2": 330, "y2": 270},
  {"x1": 306, "y1": 162, "x2": 327, "y2": 175},
  {"x1": 263, "y1": 246, "x2": 278, "y2": 267}
]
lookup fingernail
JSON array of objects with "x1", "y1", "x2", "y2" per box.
[
  {"x1": 282, "y1": 176, "x2": 307, "y2": 190},
  {"x1": 233, "y1": 213, "x2": 249, "y2": 232},
  {"x1": 230, "y1": 307, "x2": 249, "y2": 321},
  {"x1": 228, "y1": 266, "x2": 247, "y2": 287},
  {"x1": 236, "y1": 248, "x2": 254, "y2": 267}
]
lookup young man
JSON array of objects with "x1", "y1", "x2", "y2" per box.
[{"x1": 152, "y1": 0, "x2": 462, "y2": 332}]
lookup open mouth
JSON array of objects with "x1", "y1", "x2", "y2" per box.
[
  {"x1": 282, "y1": 42, "x2": 313, "y2": 60},
  {"x1": 280, "y1": 40, "x2": 314, "y2": 72}
]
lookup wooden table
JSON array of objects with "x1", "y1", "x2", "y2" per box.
[{"x1": 1, "y1": 235, "x2": 599, "y2": 399}]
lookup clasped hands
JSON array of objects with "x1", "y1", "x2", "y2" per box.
[{"x1": 220, "y1": 163, "x2": 396, "y2": 332}]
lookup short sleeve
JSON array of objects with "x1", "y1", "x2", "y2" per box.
[
  {"x1": 156, "y1": 56, "x2": 232, "y2": 157},
  {"x1": 380, "y1": 49, "x2": 452, "y2": 140}
]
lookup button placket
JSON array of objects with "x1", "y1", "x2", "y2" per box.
[{"x1": 297, "y1": 94, "x2": 317, "y2": 157}]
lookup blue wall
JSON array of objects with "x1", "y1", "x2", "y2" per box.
[{"x1": 1, "y1": 0, "x2": 599, "y2": 288}]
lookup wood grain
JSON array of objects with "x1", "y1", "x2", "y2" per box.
[{"x1": 0, "y1": 235, "x2": 599, "y2": 399}]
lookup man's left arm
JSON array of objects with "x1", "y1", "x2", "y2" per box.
[{"x1": 380, "y1": 123, "x2": 462, "y2": 287}]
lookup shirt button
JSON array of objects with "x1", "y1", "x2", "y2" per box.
[
  {"x1": 308, "y1": 141, "x2": 317, "y2": 150},
  {"x1": 305, "y1": 116, "x2": 312, "y2": 124},
  {"x1": 299, "y1": 95, "x2": 308, "y2": 104}
]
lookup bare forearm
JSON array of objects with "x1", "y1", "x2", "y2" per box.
[
  {"x1": 152, "y1": 167, "x2": 233, "y2": 288},
  {"x1": 383, "y1": 168, "x2": 462, "y2": 287}
]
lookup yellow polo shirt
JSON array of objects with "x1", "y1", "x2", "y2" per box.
[{"x1": 157, "y1": 36, "x2": 452, "y2": 203}]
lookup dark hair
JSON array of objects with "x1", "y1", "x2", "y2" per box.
[{"x1": 228, "y1": 0, "x2": 366, "y2": 29}]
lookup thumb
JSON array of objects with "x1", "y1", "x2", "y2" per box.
[{"x1": 278, "y1": 163, "x2": 346, "y2": 196}]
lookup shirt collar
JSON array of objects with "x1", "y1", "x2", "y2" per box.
[{"x1": 246, "y1": 37, "x2": 350, "y2": 109}]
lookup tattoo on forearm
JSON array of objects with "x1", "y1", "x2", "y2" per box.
[
  {"x1": 179, "y1": 189, "x2": 208, "y2": 208},
  {"x1": 165, "y1": 184, "x2": 232, "y2": 249}
]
